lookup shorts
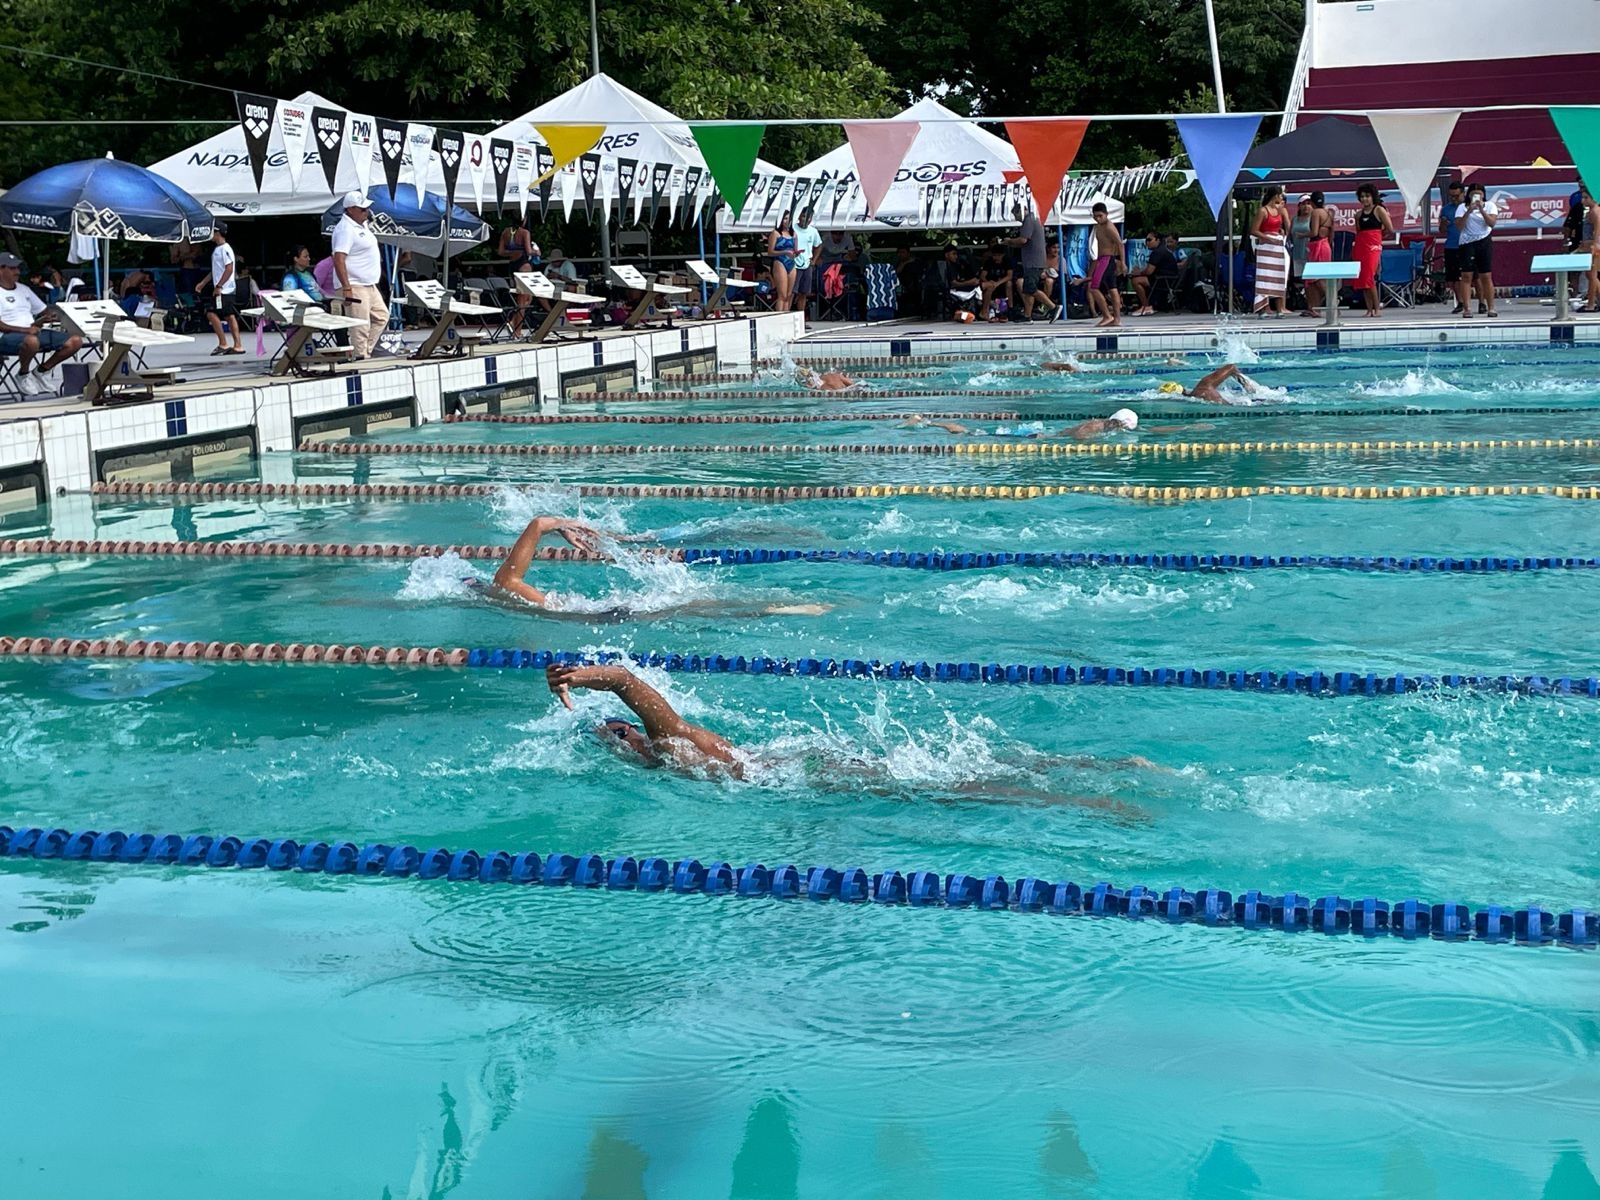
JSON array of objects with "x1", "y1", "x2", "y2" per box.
[
  {"x1": 210, "y1": 293, "x2": 239, "y2": 319},
  {"x1": 1022, "y1": 266, "x2": 1043, "y2": 293},
  {"x1": 1443, "y1": 247, "x2": 1462, "y2": 282},
  {"x1": 1090, "y1": 256, "x2": 1118, "y2": 293},
  {"x1": 1460, "y1": 238, "x2": 1492, "y2": 275},
  {"x1": 792, "y1": 265, "x2": 816, "y2": 294},
  {"x1": 0, "y1": 329, "x2": 69, "y2": 354}
]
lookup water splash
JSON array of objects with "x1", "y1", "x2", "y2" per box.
[
  {"x1": 398, "y1": 552, "x2": 481, "y2": 601},
  {"x1": 1353, "y1": 370, "x2": 1463, "y2": 397}
]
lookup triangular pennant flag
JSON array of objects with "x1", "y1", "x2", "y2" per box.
[
  {"x1": 376, "y1": 118, "x2": 407, "y2": 200},
  {"x1": 667, "y1": 166, "x2": 685, "y2": 226},
  {"x1": 1368, "y1": 109, "x2": 1461, "y2": 216},
  {"x1": 512, "y1": 142, "x2": 536, "y2": 216},
  {"x1": 535, "y1": 144, "x2": 556, "y2": 218},
  {"x1": 689, "y1": 123, "x2": 766, "y2": 220},
  {"x1": 579, "y1": 152, "x2": 600, "y2": 221},
  {"x1": 435, "y1": 129, "x2": 465, "y2": 213},
  {"x1": 311, "y1": 106, "x2": 345, "y2": 194},
  {"x1": 939, "y1": 182, "x2": 954, "y2": 221},
  {"x1": 598, "y1": 156, "x2": 616, "y2": 219},
  {"x1": 1246, "y1": 167, "x2": 1272, "y2": 180},
  {"x1": 278, "y1": 101, "x2": 310, "y2": 194},
  {"x1": 559, "y1": 161, "x2": 578, "y2": 221},
  {"x1": 532, "y1": 124, "x2": 604, "y2": 183},
  {"x1": 1551, "y1": 107, "x2": 1600, "y2": 202},
  {"x1": 489, "y1": 138, "x2": 513, "y2": 215},
  {"x1": 791, "y1": 176, "x2": 812, "y2": 219},
  {"x1": 1531, "y1": 155, "x2": 1552, "y2": 167},
  {"x1": 1175, "y1": 114, "x2": 1263, "y2": 217},
  {"x1": 829, "y1": 177, "x2": 848, "y2": 221},
  {"x1": 346, "y1": 113, "x2": 375, "y2": 195},
  {"x1": 761, "y1": 173, "x2": 785, "y2": 221},
  {"x1": 648, "y1": 162, "x2": 670, "y2": 225},
  {"x1": 617, "y1": 157, "x2": 637, "y2": 220},
  {"x1": 843, "y1": 121, "x2": 921, "y2": 217},
  {"x1": 466, "y1": 135, "x2": 487, "y2": 212},
  {"x1": 683, "y1": 166, "x2": 703, "y2": 223},
  {"x1": 628, "y1": 160, "x2": 647, "y2": 225},
  {"x1": 1005, "y1": 118, "x2": 1089, "y2": 219},
  {"x1": 234, "y1": 92, "x2": 277, "y2": 192},
  {"x1": 402, "y1": 123, "x2": 435, "y2": 190},
  {"x1": 921, "y1": 182, "x2": 935, "y2": 223},
  {"x1": 809, "y1": 176, "x2": 827, "y2": 208}
]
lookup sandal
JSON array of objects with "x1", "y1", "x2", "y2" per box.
[
  {"x1": 1486, "y1": 310, "x2": 1499, "y2": 318},
  {"x1": 209, "y1": 346, "x2": 228, "y2": 356}
]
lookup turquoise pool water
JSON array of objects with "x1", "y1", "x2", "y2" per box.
[{"x1": 2, "y1": 343, "x2": 1598, "y2": 1198}]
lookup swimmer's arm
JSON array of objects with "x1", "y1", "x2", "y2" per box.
[
  {"x1": 546, "y1": 664, "x2": 738, "y2": 766},
  {"x1": 492, "y1": 515, "x2": 600, "y2": 604}
]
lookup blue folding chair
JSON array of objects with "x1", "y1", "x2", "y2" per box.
[{"x1": 1378, "y1": 248, "x2": 1417, "y2": 308}]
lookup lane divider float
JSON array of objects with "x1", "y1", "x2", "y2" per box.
[
  {"x1": 2, "y1": 825, "x2": 1591, "y2": 945},
  {"x1": 2, "y1": 637, "x2": 1599, "y2": 698},
  {"x1": 89, "y1": 481, "x2": 1600, "y2": 504}
]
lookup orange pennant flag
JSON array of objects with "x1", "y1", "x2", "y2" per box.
[
  {"x1": 1006, "y1": 119, "x2": 1090, "y2": 219},
  {"x1": 532, "y1": 124, "x2": 605, "y2": 184}
]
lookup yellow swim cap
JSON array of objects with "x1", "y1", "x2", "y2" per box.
[{"x1": 1158, "y1": 382, "x2": 1183, "y2": 395}]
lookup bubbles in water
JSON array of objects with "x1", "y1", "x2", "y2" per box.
[
  {"x1": 965, "y1": 371, "x2": 1003, "y2": 388},
  {"x1": 398, "y1": 552, "x2": 480, "y2": 601}
]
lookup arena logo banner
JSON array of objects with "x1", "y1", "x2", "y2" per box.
[
  {"x1": 761, "y1": 173, "x2": 786, "y2": 222},
  {"x1": 535, "y1": 145, "x2": 556, "y2": 218},
  {"x1": 311, "y1": 106, "x2": 345, "y2": 194},
  {"x1": 489, "y1": 139, "x2": 513, "y2": 214},
  {"x1": 436, "y1": 129, "x2": 465, "y2": 212},
  {"x1": 831, "y1": 177, "x2": 850, "y2": 220},
  {"x1": 234, "y1": 92, "x2": 277, "y2": 192},
  {"x1": 683, "y1": 165, "x2": 703, "y2": 222},
  {"x1": 648, "y1": 162, "x2": 671, "y2": 225},
  {"x1": 790, "y1": 176, "x2": 812, "y2": 219},
  {"x1": 808, "y1": 175, "x2": 828, "y2": 208},
  {"x1": 278, "y1": 102, "x2": 310, "y2": 194},
  {"x1": 579, "y1": 152, "x2": 600, "y2": 220},
  {"x1": 346, "y1": 113, "x2": 375, "y2": 194},
  {"x1": 376, "y1": 118, "x2": 407, "y2": 200},
  {"x1": 617, "y1": 157, "x2": 638, "y2": 220}
]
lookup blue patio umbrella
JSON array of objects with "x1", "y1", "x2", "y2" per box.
[
  {"x1": 0, "y1": 155, "x2": 213, "y2": 242},
  {"x1": 319, "y1": 185, "x2": 490, "y2": 258}
]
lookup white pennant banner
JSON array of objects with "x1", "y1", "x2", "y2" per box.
[
  {"x1": 513, "y1": 142, "x2": 536, "y2": 216},
  {"x1": 346, "y1": 113, "x2": 375, "y2": 194},
  {"x1": 403, "y1": 122, "x2": 436, "y2": 190},
  {"x1": 279, "y1": 102, "x2": 310, "y2": 194},
  {"x1": 1368, "y1": 109, "x2": 1462, "y2": 217},
  {"x1": 466, "y1": 135, "x2": 488, "y2": 212},
  {"x1": 631, "y1": 161, "x2": 650, "y2": 225},
  {"x1": 559, "y1": 161, "x2": 578, "y2": 221}
]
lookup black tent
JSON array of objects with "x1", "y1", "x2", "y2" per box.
[{"x1": 1239, "y1": 117, "x2": 1449, "y2": 188}]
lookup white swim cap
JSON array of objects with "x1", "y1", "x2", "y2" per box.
[{"x1": 1110, "y1": 408, "x2": 1138, "y2": 429}]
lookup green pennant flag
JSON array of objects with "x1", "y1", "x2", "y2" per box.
[
  {"x1": 690, "y1": 123, "x2": 766, "y2": 219},
  {"x1": 1551, "y1": 106, "x2": 1600, "y2": 194}
]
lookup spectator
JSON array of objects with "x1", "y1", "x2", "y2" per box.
[
  {"x1": 1351, "y1": 183, "x2": 1392, "y2": 319},
  {"x1": 281, "y1": 245, "x2": 324, "y2": 301},
  {"x1": 24, "y1": 267, "x2": 50, "y2": 303},
  {"x1": 814, "y1": 229, "x2": 855, "y2": 277},
  {"x1": 978, "y1": 244, "x2": 1012, "y2": 320},
  {"x1": 1582, "y1": 187, "x2": 1599, "y2": 313},
  {"x1": 203, "y1": 221, "x2": 244, "y2": 355},
  {"x1": 547, "y1": 248, "x2": 579, "y2": 283},
  {"x1": 498, "y1": 216, "x2": 539, "y2": 335},
  {"x1": 1250, "y1": 185, "x2": 1290, "y2": 316},
  {"x1": 1165, "y1": 233, "x2": 1189, "y2": 262},
  {"x1": 1003, "y1": 201, "x2": 1049, "y2": 320},
  {"x1": 1302, "y1": 194, "x2": 1333, "y2": 319},
  {"x1": 119, "y1": 268, "x2": 158, "y2": 322},
  {"x1": 1562, "y1": 186, "x2": 1596, "y2": 313},
  {"x1": 790, "y1": 208, "x2": 822, "y2": 321},
  {"x1": 1130, "y1": 231, "x2": 1179, "y2": 314},
  {"x1": 332, "y1": 191, "x2": 389, "y2": 358},
  {"x1": 170, "y1": 239, "x2": 206, "y2": 296},
  {"x1": 1439, "y1": 179, "x2": 1467, "y2": 315},
  {"x1": 892, "y1": 245, "x2": 922, "y2": 316},
  {"x1": 1455, "y1": 182, "x2": 1497, "y2": 318},
  {"x1": 765, "y1": 209, "x2": 797, "y2": 313},
  {"x1": 1289, "y1": 194, "x2": 1312, "y2": 304},
  {"x1": 925, "y1": 243, "x2": 979, "y2": 318},
  {"x1": 1086, "y1": 202, "x2": 1125, "y2": 328},
  {"x1": 0, "y1": 251, "x2": 83, "y2": 396}
]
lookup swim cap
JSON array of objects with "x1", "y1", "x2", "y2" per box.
[
  {"x1": 1158, "y1": 382, "x2": 1183, "y2": 395},
  {"x1": 1109, "y1": 408, "x2": 1138, "y2": 429}
]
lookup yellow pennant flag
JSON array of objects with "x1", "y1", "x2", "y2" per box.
[{"x1": 533, "y1": 124, "x2": 605, "y2": 184}]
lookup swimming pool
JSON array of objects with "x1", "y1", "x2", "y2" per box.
[{"x1": 3, "y1": 340, "x2": 1598, "y2": 1198}]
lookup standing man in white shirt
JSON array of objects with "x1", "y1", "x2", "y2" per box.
[
  {"x1": 0, "y1": 252, "x2": 83, "y2": 396},
  {"x1": 331, "y1": 192, "x2": 387, "y2": 359},
  {"x1": 789, "y1": 207, "x2": 822, "y2": 322},
  {"x1": 206, "y1": 222, "x2": 244, "y2": 355}
]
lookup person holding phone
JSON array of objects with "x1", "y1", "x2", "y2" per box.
[{"x1": 1456, "y1": 183, "x2": 1499, "y2": 318}]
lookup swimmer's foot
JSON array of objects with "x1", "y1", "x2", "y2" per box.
[{"x1": 764, "y1": 603, "x2": 833, "y2": 616}]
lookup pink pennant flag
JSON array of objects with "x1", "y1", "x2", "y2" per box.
[{"x1": 843, "y1": 121, "x2": 922, "y2": 218}]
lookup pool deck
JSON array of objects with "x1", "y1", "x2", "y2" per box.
[{"x1": 791, "y1": 301, "x2": 1600, "y2": 360}]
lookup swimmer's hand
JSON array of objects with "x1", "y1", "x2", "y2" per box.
[{"x1": 553, "y1": 520, "x2": 604, "y2": 553}]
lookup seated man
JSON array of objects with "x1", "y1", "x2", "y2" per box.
[
  {"x1": 547, "y1": 662, "x2": 745, "y2": 777},
  {"x1": 978, "y1": 245, "x2": 1013, "y2": 320},
  {"x1": 0, "y1": 252, "x2": 83, "y2": 396},
  {"x1": 924, "y1": 243, "x2": 980, "y2": 319},
  {"x1": 1130, "y1": 231, "x2": 1180, "y2": 315}
]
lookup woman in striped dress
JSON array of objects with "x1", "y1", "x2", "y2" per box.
[{"x1": 1251, "y1": 186, "x2": 1290, "y2": 316}]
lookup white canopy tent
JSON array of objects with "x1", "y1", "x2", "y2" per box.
[{"x1": 718, "y1": 97, "x2": 1124, "y2": 233}]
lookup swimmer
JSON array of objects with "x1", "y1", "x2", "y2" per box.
[
  {"x1": 900, "y1": 414, "x2": 972, "y2": 434},
  {"x1": 548, "y1": 662, "x2": 746, "y2": 777},
  {"x1": 797, "y1": 367, "x2": 859, "y2": 392},
  {"x1": 902, "y1": 410, "x2": 1138, "y2": 440},
  {"x1": 1158, "y1": 362, "x2": 1268, "y2": 405},
  {"x1": 1059, "y1": 408, "x2": 1138, "y2": 440},
  {"x1": 481, "y1": 515, "x2": 831, "y2": 619}
]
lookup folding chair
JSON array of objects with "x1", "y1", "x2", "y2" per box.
[
  {"x1": 1378, "y1": 249, "x2": 1417, "y2": 308},
  {"x1": 258, "y1": 289, "x2": 366, "y2": 377},
  {"x1": 54, "y1": 300, "x2": 193, "y2": 405},
  {"x1": 403, "y1": 279, "x2": 501, "y2": 359},
  {"x1": 605, "y1": 264, "x2": 693, "y2": 330},
  {"x1": 684, "y1": 259, "x2": 757, "y2": 317},
  {"x1": 462, "y1": 277, "x2": 514, "y2": 341},
  {"x1": 0, "y1": 352, "x2": 22, "y2": 401},
  {"x1": 513, "y1": 272, "x2": 604, "y2": 343}
]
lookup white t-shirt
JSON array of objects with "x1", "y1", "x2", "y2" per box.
[
  {"x1": 0, "y1": 282, "x2": 45, "y2": 331},
  {"x1": 331, "y1": 214, "x2": 382, "y2": 286},
  {"x1": 1456, "y1": 200, "x2": 1498, "y2": 245},
  {"x1": 794, "y1": 225, "x2": 822, "y2": 269},
  {"x1": 211, "y1": 241, "x2": 236, "y2": 294}
]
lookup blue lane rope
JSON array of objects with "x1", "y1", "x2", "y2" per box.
[
  {"x1": 464, "y1": 648, "x2": 1600, "y2": 698},
  {"x1": 677, "y1": 548, "x2": 1600, "y2": 575},
  {"x1": 3, "y1": 826, "x2": 1592, "y2": 947}
]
